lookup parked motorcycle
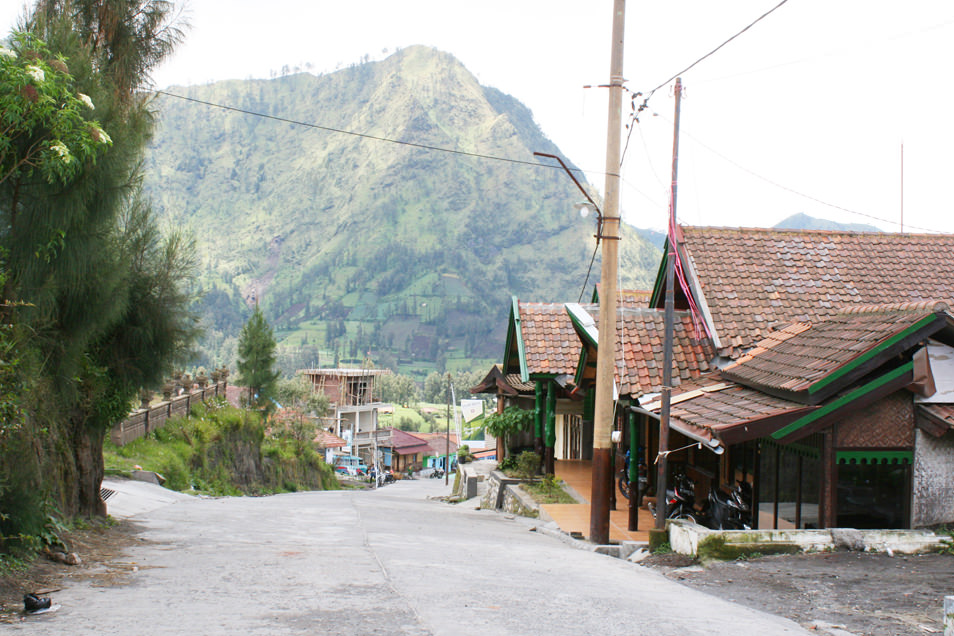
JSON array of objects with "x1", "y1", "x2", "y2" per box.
[
  {"x1": 429, "y1": 467, "x2": 445, "y2": 479},
  {"x1": 617, "y1": 450, "x2": 648, "y2": 503},
  {"x1": 706, "y1": 480, "x2": 753, "y2": 530},
  {"x1": 382, "y1": 470, "x2": 395, "y2": 484},
  {"x1": 647, "y1": 473, "x2": 700, "y2": 523}
]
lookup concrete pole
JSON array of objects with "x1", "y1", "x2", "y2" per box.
[{"x1": 590, "y1": 0, "x2": 626, "y2": 545}]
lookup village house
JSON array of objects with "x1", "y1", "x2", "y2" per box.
[
  {"x1": 299, "y1": 367, "x2": 390, "y2": 467},
  {"x1": 480, "y1": 226, "x2": 954, "y2": 535},
  {"x1": 636, "y1": 226, "x2": 954, "y2": 529}
]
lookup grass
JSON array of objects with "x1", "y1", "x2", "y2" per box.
[{"x1": 522, "y1": 476, "x2": 576, "y2": 505}]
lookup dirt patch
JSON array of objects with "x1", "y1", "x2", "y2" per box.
[
  {"x1": 0, "y1": 519, "x2": 146, "y2": 624},
  {"x1": 640, "y1": 550, "x2": 954, "y2": 635}
]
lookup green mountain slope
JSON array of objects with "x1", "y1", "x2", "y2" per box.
[{"x1": 144, "y1": 46, "x2": 661, "y2": 376}]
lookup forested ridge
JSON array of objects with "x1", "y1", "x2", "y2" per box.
[{"x1": 144, "y1": 46, "x2": 662, "y2": 377}]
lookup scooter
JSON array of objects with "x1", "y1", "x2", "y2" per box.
[
  {"x1": 706, "y1": 480, "x2": 753, "y2": 530},
  {"x1": 429, "y1": 467, "x2": 445, "y2": 479},
  {"x1": 647, "y1": 473, "x2": 699, "y2": 523}
]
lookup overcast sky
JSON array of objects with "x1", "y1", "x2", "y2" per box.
[{"x1": 5, "y1": 1, "x2": 954, "y2": 233}]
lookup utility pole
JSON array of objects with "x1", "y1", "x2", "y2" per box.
[
  {"x1": 590, "y1": 0, "x2": 626, "y2": 545},
  {"x1": 446, "y1": 373, "x2": 451, "y2": 486},
  {"x1": 655, "y1": 77, "x2": 683, "y2": 530}
]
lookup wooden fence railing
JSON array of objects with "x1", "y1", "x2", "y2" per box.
[{"x1": 110, "y1": 381, "x2": 227, "y2": 446}]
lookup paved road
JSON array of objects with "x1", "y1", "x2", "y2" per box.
[{"x1": 13, "y1": 478, "x2": 808, "y2": 635}]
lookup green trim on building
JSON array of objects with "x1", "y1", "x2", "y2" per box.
[
  {"x1": 510, "y1": 296, "x2": 529, "y2": 382},
  {"x1": 546, "y1": 382, "x2": 556, "y2": 448},
  {"x1": 534, "y1": 381, "x2": 544, "y2": 439},
  {"x1": 808, "y1": 315, "x2": 935, "y2": 396},
  {"x1": 649, "y1": 237, "x2": 671, "y2": 308},
  {"x1": 836, "y1": 450, "x2": 912, "y2": 465},
  {"x1": 771, "y1": 362, "x2": 914, "y2": 440}
]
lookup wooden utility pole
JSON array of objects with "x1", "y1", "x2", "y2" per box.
[
  {"x1": 655, "y1": 77, "x2": 683, "y2": 530},
  {"x1": 446, "y1": 373, "x2": 451, "y2": 485},
  {"x1": 590, "y1": 0, "x2": 626, "y2": 545}
]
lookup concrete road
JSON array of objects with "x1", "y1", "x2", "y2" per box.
[{"x1": 13, "y1": 478, "x2": 809, "y2": 635}]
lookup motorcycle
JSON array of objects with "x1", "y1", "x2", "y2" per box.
[
  {"x1": 706, "y1": 480, "x2": 753, "y2": 530},
  {"x1": 617, "y1": 450, "x2": 648, "y2": 503},
  {"x1": 647, "y1": 473, "x2": 700, "y2": 523},
  {"x1": 382, "y1": 470, "x2": 395, "y2": 484},
  {"x1": 429, "y1": 467, "x2": 445, "y2": 479}
]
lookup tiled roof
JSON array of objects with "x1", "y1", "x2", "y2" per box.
[
  {"x1": 385, "y1": 428, "x2": 432, "y2": 455},
  {"x1": 722, "y1": 302, "x2": 949, "y2": 400},
  {"x1": 594, "y1": 285, "x2": 652, "y2": 307},
  {"x1": 641, "y1": 375, "x2": 812, "y2": 446},
  {"x1": 678, "y1": 227, "x2": 954, "y2": 356},
  {"x1": 505, "y1": 374, "x2": 535, "y2": 392},
  {"x1": 519, "y1": 302, "x2": 596, "y2": 377},
  {"x1": 313, "y1": 429, "x2": 347, "y2": 448},
  {"x1": 588, "y1": 307, "x2": 714, "y2": 396},
  {"x1": 414, "y1": 432, "x2": 460, "y2": 456}
]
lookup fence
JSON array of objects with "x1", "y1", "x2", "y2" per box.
[{"x1": 110, "y1": 381, "x2": 227, "y2": 446}]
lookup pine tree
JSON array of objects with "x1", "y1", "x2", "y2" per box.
[{"x1": 236, "y1": 306, "x2": 279, "y2": 410}]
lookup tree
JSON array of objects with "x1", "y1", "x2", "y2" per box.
[
  {"x1": 377, "y1": 372, "x2": 418, "y2": 405},
  {"x1": 237, "y1": 306, "x2": 279, "y2": 410},
  {"x1": 485, "y1": 406, "x2": 533, "y2": 458},
  {"x1": 274, "y1": 375, "x2": 330, "y2": 449},
  {"x1": 0, "y1": 0, "x2": 193, "y2": 530}
]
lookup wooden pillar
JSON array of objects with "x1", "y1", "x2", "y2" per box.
[
  {"x1": 534, "y1": 381, "x2": 545, "y2": 463},
  {"x1": 773, "y1": 445, "x2": 781, "y2": 530},
  {"x1": 795, "y1": 454, "x2": 803, "y2": 529},
  {"x1": 820, "y1": 429, "x2": 836, "y2": 528},
  {"x1": 752, "y1": 440, "x2": 762, "y2": 530},
  {"x1": 545, "y1": 382, "x2": 556, "y2": 475}
]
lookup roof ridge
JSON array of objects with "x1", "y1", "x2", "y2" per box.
[
  {"x1": 838, "y1": 300, "x2": 950, "y2": 315},
  {"x1": 680, "y1": 225, "x2": 952, "y2": 238}
]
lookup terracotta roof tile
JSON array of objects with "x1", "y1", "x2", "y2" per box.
[
  {"x1": 590, "y1": 307, "x2": 714, "y2": 396},
  {"x1": 722, "y1": 304, "x2": 947, "y2": 396},
  {"x1": 642, "y1": 375, "x2": 810, "y2": 445},
  {"x1": 679, "y1": 227, "x2": 954, "y2": 356},
  {"x1": 519, "y1": 302, "x2": 595, "y2": 376}
]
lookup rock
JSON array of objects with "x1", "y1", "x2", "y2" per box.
[
  {"x1": 628, "y1": 547, "x2": 650, "y2": 563},
  {"x1": 830, "y1": 528, "x2": 865, "y2": 551},
  {"x1": 47, "y1": 550, "x2": 82, "y2": 566}
]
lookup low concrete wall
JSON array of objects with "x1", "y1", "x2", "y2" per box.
[
  {"x1": 501, "y1": 484, "x2": 539, "y2": 518},
  {"x1": 480, "y1": 470, "x2": 521, "y2": 510},
  {"x1": 668, "y1": 519, "x2": 952, "y2": 560}
]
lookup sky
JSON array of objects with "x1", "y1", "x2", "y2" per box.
[{"x1": 5, "y1": 1, "x2": 954, "y2": 234}]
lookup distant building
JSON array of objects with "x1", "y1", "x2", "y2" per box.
[{"x1": 299, "y1": 368, "x2": 391, "y2": 467}]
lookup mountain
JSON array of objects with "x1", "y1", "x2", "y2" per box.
[
  {"x1": 773, "y1": 213, "x2": 882, "y2": 233},
  {"x1": 144, "y1": 46, "x2": 661, "y2": 377}
]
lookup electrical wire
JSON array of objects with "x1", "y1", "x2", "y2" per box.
[
  {"x1": 671, "y1": 120, "x2": 949, "y2": 234},
  {"x1": 622, "y1": 0, "x2": 791, "y2": 167},
  {"x1": 156, "y1": 90, "x2": 592, "y2": 173}
]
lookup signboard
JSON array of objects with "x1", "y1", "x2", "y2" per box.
[{"x1": 460, "y1": 399, "x2": 486, "y2": 441}]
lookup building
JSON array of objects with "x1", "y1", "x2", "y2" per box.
[{"x1": 299, "y1": 368, "x2": 390, "y2": 467}]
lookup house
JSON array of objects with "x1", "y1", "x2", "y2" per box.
[
  {"x1": 381, "y1": 427, "x2": 432, "y2": 474},
  {"x1": 299, "y1": 367, "x2": 391, "y2": 467},
  {"x1": 638, "y1": 227, "x2": 954, "y2": 529},
  {"x1": 414, "y1": 431, "x2": 461, "y2": 471}
]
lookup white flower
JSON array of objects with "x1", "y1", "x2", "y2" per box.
[
  {"x1": 98, "y1": 128, "x2": 112, "y2": 145},
  {"x1": 77, "y1": 93, "x2": 94, "y2": 110},
  {"x1": 26, "y1": 65, "x2": 44, "y2": 82},
  {"x1": 50, "y1": 141, "x2": 72, "y2": 163},
  {"x1": 0, "y1": 47, "x2": 15, "y2": 60}
]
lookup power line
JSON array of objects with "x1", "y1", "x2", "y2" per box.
[
  {"x1": 156, "y1": 90, "x2": 591, "y2": 174},
  {"x1": 625, "y1": 0, "x2": 790, "y2": 136},
  {"x1": 673, "y1": 121, "x2": 948, "y2": 234}
]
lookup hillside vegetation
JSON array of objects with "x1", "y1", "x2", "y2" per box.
[{"x1": 145, "y1": 46, "x2": 661, "y2": 378}]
